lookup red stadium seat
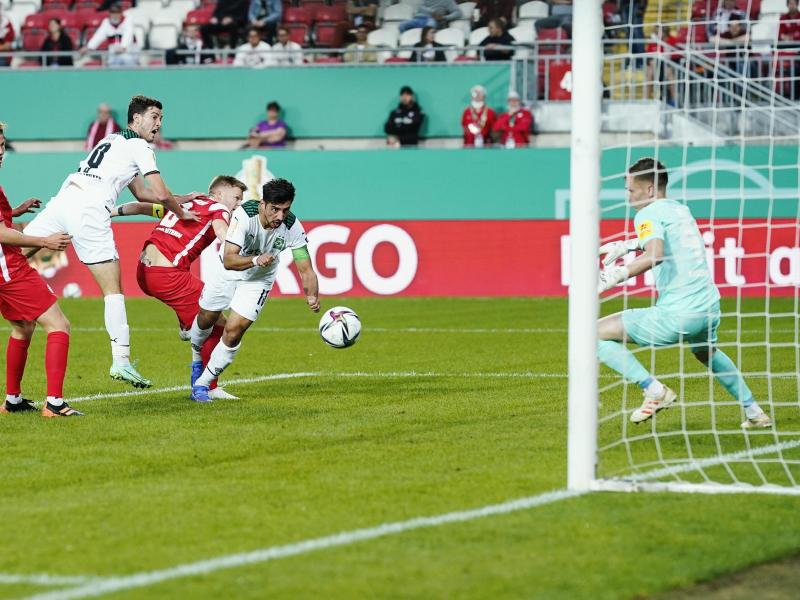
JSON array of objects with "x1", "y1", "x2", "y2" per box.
[
  {"x1": 23, "y1": 13, "x2": 51, "y2": 30},
  {"x1": 185, "y1": 6, "x2": 215, "y2": 26},
  {"x1": 283, "y1": 7, "x2": 313, "y2": 25},
  {"x1": 454, "y1": 55, "x2": 477, "y2": 62},
  {"x1": 384, "y1": 56, "x2": 409, "y2": 62},
  {"x1": 79, "y1": 10, "x2": 109, "y2": 29},
  {"x1": 41, "y1": 0, "x2": 73, "y2": 11},
  {"x1": 284, "y1": 23, "x2": 310, "y2": 45},
  {"x1": 313, "y1": 21, "x2": 348, "y2": 47},
  {"x1": 21, "y1": 29, "x2": 48, "y2": 51},
  {"x1": 19, "y1": 60, "x2": 44, "y2": 68},
  {"x1": 314, "y1": 54, "x2": 342, "y2": 63},
  {"x1": 314, "y1": 5, "x2": 346, "y2": 22},
  {"x1": 74, "y1": 0, "x2": 102, "y2": 9}
]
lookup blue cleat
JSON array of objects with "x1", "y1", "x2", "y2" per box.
[
  {"x1": 190, "y1": 360, "x2": 204, "y2": 387},
  {"x1": 190, "y1": 385, "x2": 211, "y2": 403}
]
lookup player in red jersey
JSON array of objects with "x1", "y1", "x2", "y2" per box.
[
  {"x1": 0, "y1": 122, "x2": 81, "y2": 417},
  {"x1": 129, "y1": 175, "x2": 245, "y2": 400}
]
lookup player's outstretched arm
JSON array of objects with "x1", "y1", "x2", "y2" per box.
[
  {"x1": 222, "y1": 241, "x2": 273, "y2": 271},
  {"x1": 12, "y1": 198, "x2": 41, "y2": 217},
  {"x1": 598, "y1": 238, "x2": 663, "y2": 293},
  {"x1": 112, "y1": 202, "x2": 165, "y2": 219},
  {"x1": 131, "y1": 174, "x2": 199, "y2": 221},
  {"x1": 294, "y1": 253, "x2": 320, "y2": 312},
  {"x1": 0, "y1": 222, "x2": 70, "y2": 251}
]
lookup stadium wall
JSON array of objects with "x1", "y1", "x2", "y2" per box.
[{"x1": 4, "y1": 146, "x2": 797, "y2": 298}]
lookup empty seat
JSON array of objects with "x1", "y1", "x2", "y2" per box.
[
  {"x1": 458, "y1": 1, "x2": 475, "y2": 19},
  {"x1": 382, "y1": 3, "x2": 413, "y2": 26},
  {"x1": 283, "y1": 6, "x2": 313, "y2": 25},
  {"x1": 466, "y1": 25, "x2": 487, "y2": 57},
  {"x1": 315, "y1": 4, "x2": 346, "y2": 22},
  {"x1": 148, "y1": 23, "x2": 178, "y2": 48},
  {"x1": 518, "y1": 0, "x2": 548, "y2": 19},
  {"x1": 397, "y1": 26, "x2": 421, "y2": 58},
  {"x1": 434, "y1": 26, "x2": 464, "y2": 46},
  {"x1": 367, "y1": 26, "x2": 398, "y2": 48},
  {"x1": 184, "y1": 5, "x2": 214, "y2": 25}
]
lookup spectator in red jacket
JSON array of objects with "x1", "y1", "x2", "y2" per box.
[
  {"x1": 779, "y1": 0, "x2": 800, "y2": 47},
  {"x1": 85, "y1": 103, "x2": 121, "y2": 151},
  {"x1": 0, "y1": 5, "x2": 16, "y2": 67},
  {"x1": 493, "y1": 91, "x2": 533, "y2": 148},
  {"x1": 461, "y1": 85, "x2": 496, "y2": 148}
]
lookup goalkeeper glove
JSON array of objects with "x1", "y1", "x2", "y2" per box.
[
  {"x1": 598, "y1": 238, "x2": 639, "y2": 266},
  {"x1": 598, "y1": 265, "x2": 630, "y2": 294}
]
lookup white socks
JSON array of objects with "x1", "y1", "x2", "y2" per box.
[
  {"x1": 189, "y1": 316, "x2": 213, "y2": 362},
  {"x1": 745, "y1": 402, "x2": 764, "y2": 419},
  {"x1": 196, "y1": 341, "x2": 240, "y2": 388},
  {"x1": 47, "y1": 396, "x2": 64, "y2": 407},
  {"x1": 644, "y1": 379, "x2": 665, "y2": 398},
  {"x1": 104, "y1": 294, "x2": 130, "y2": 366}
]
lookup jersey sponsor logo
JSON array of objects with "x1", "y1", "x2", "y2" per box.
[{"x1": 637, "y1": 220, "x2": 654, "y2": 241}]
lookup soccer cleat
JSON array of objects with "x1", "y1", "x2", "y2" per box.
[
  {"x1": 110, "y1": 363, "x2": 152, "y2": 389},
  {"x1": 209, "y1": 387, "x2": 239, "y2": 400},
  {"x1": 0, "y1": 398, "x2": 37, "y2": 414},
  {"x1": 42, "y1": 401, "x2": 83, "y2": 417},
  {"x1": 190, "y1": 385, "x2": 212, "y2": 403},
  {"x1": 630, "y1": 386, "x2": 677, "y2": 424},
  {"x1": 741, "y1": 412, "x2": 772, "y2": 430},
  {"x1": 190, "y1": 360, "x2": 204, "y2": 387}
]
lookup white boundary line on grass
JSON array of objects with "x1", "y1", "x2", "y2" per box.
[{"x1": 0, "y1": 575, "x2": 102, "y2": 587}]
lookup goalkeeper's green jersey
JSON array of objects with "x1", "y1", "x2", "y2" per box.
[{"x1": 634, "y1": 198, "x2": 720, "y2": 313}]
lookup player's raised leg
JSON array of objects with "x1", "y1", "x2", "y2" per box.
[
  {"x1": 691, "y1": 346, "x2": 771, "y2": 429},
  {"x1": 597, "y1": 311, "x2": 676, "y2": 424},
  {"x1": 191, "y1": 311, "x2": 252, "y2": 402}
]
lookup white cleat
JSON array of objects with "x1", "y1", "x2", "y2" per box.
[
  {"x1": 741, "y1": 412, "x2": 772, "y2": 430},
  {"x1": 178, "y1": 327, "x2": 191, "y2": 342},
  {"x1": 630, "y1": 386, "x2": 677, "y2": 424},
  {"x1": 209, "y1": 387, "x2": 239, "y2": 400}
]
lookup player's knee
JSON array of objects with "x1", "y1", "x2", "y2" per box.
[
  {"x1": 222, "y1": 329, "x2": 243, "y2": 347},
  {"x1": 692, "y1": 347, "x2": 712, "y2": 364},
  {"x1": 12, "y1": 321, "x2": 36, "y2": 340}
]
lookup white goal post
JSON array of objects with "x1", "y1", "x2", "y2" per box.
[{"x1": 567, "y1": 1, "x2": 800, "y2": 495}]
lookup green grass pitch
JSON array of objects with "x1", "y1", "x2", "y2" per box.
[{"x1": 1, "y1": 296, "x2": 799, "y2": 599}]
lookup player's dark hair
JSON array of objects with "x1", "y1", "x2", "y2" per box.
[
  {"x1": 267, "y1": 101, "x2": 281, "y2": 112},
  {"x1": 628, "y1": 157, "x2": 668, "y2": 191},
  {"x1": 262, "y1": 178, "x2": 295, "y2": 205},
  {"x1": 208, "y1": 175, "x2": 247, "y2": 194},
  {"x1": 127, "y1": 95, "x2": 162, "y2": 125}
]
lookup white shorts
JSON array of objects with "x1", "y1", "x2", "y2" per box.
[
  {"x1": 199, "y1": 276, "x2": 271, "y2": 322},
  {"x1": 23, "y1": 184, "x2": 118, "y2": 264}
]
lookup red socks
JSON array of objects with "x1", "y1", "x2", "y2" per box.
[
  {"x1": 6, "y1": 336, "x2": 30, "y2": 396},
  {"x1": 45, "y1": 331, "x2": 70, "y2": 398},
  {"x1": 202, "y1": 325, "x2": 224, "y2": 391}
]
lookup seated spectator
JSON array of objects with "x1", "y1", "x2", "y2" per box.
[
  {"x1": 714, "y1": 17, "x2": 748, "y2": 46},
  {"x1": 82, "y1": 3, "x2": 139, "y2": 66},
  {"x1": 271, "y1": 26, "x2": 303, "y2": 65},
  {"x1": 166, "y1": 24, "x2": 214, "y2": 65},
  {"x1": 346, "y1": 0, "x2": 378, "y2": 28},
  {"x1": 480, "y1": 18, "x2": 515, "y2": 61},
  {"x1": 412, "y1": 26, "x2": 446, "y2": 62},
  {"x1": 398, "y1": 0, "x2": 461, "y2": 33},
  {"x1": 344, "y1": 25, "x2": 377, "y2": 63},
  {"x1": 707, "y1": 0, "x2": 745, "y2": 38},
  {"x1": 779, "y1": 0, "x2": 800, "y2": 48},
  {"x1": 384, "y1": 85, "x2": 425, "y2": 147},
  {"x1": 247, "y1": 101, "x2": 288, "y2": 148},
  {"x1": 248, "y1": 0, "x2": 282, "y2": 44},
  {"x1": 85, "y1": 103, "x2": 121, "y2": 151},
  {"x1": 41, "y1": 18, "x2": 74, "y2": 67},
  {"x1": 493, "y1": 91, "x2": 533, "y2": 148},
  {"x1": 475, "y1": 0, "x2": 514, "y2": 29},
  {"x1": 0, "y1": 6, "x2": 15, "y2": 67},
  {"x1": 234, "y1": 27, "x2": 271, "y2": 66},
  {"x1": 203, "y1": 0, "x2": 250, "y2": 49},
  {"x1": 461, "y1": 84, "x2": 496, "y2": 148}
]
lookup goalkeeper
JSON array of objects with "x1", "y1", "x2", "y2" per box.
[{"x1": 596, "y1": 158, "x2": 771, "y2": 429}]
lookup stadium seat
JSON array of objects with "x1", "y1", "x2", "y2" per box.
[
  {"x1": 41, "y1": 0, "x2": 72, "y2": 11},
  {"x1": 184, "y1": 5, "x2": 214, "y2": 25},
  {"x1": 518, "y1": 0, "x2": 548, "y2": 20},
  {"x1": 453, "y1": 54, "x2": 476, "y2": 61},
  {"x1": 536, "y1": 25, "x2": 567, "y2": 55},
  {"x1": 384, "y1": 55, "x2": 409, "y2": 62},
  {"x1": 283, "y1": 6, "x2": 313, "y2": 25},
  {"x1": 78, "y1": 10, "x2": 109, "y2": 29},
  {"x1": 314, "y1": 54, "x2": 342, "y2": 63},
  {"x1": 450, "y1": 18, "x2": 471, "y2": 37},
  {"x1": 397, "y1": 26, "x2": 421, "y2": 59},
  {"x1": 165, "y1": 0, "x2": 196, "y2": 20},
  {"x1": 314, "y1": 22, "x2": 348, "y2": 46},
  {"x1": 284, "y1": 23, "x2": 310, "y2": 45},
  {"x1": 367, "y1": 27, "x2": 398, "y2": 48},
  {"x1": 59, "y1": 11, "x2": 83, "y2": 44},
  {"x1": 457, "y1": 1, "x2": 475, "y2": 19},
  {"x1": 434, "y1": 26, "x2": 464, "y2": 47},
  {"x1": 73, "y1": 0, "x2": 101, "y2": 9},
  {"x1": 124, "y1": 7, "x2": 153, "y2": 31},
  {"x1": 750, "y1": 19, "x2": 779, "y2": 45},
  {"x1": 509, "y1": 23, "x2": 535, "y2": 59},
  {"x1": 148, "y1": 22, "x2": 178, "y2": 48},
  {"x1": 382, "y1": 3, "x2": 413, "y2": 29},
  {"x1": 135, "y1": 0, "x2": 166, "y2": 22},
  {"x1": 315, "y1": 4, "x2": 346, "y2": 22},
  {"x1": 736, "y1": 0, "x2": 760, "y2": 19},
  {"x1": 21, "y1": 28, "x2": 47, "y2": 51},
  {"x1": 5, "y1": 2, "x2": 38, "y2": 36},
  {"x1": 466, "y1": 26, "x2": 487, "y2": 58},
  {"x1": 760, "y1": 0, "x2": 786, "y2": 14}
]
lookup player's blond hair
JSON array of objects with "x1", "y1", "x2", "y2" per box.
[{"x1": 208, "y1": 175, "x2": 247, "y2": 194}]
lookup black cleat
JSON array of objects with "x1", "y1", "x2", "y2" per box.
[{"x1": 0, "y1": 398, "x2": 38, "y2": 414}]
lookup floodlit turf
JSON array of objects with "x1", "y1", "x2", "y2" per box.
[{"x1": 1, "y1": 296, "x2": 799, "y2": 600}]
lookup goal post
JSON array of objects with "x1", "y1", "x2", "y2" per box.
[{"x1": 567, "y1": 2, "x2": 800, "y2": 495}]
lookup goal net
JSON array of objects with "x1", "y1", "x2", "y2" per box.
[{"x1": 568, "y1": 2, "x2": 800, "y2": 495}]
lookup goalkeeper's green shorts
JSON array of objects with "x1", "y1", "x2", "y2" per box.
[{"x1": 622, "y1": 303, "x2": 720, "y2": 349}]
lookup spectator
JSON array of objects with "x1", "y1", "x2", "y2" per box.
[
  {"x1": 461, "y1": 84, "x2": 496, "y2": 148},
  {"x1": 234, "y1": 27, "x2": 271, "y2": 66},
  {"x1": 480, "y1": 18, "x2": 515, "y2": 61},
  {"x1": 248, "y1": 0, "x2": 282, "y2": 44},
  {"x1": 85, "y1": 103, "x2": 121, "y2": 152},
  {"x1": 343, "y1": 25, "x2": 377, "y2": 63},
  {"x1": 247, "y1": 101, "x2": 288, "y2": 148},
  {"x1": 398, "y1": 0, "x2": 461, "y2": 33},
  {"x1": 475, "y1": 0, "x2": 514, "y2": 29},
  {"x1": 645, "y1": 25, "x2": 678, "y2": 106},
  {"x1": 412, "y1": 26, "x2": 446, "y2": 62},
  {"x1": 41, "y1": 18, "x2": 74, "y2": 67},
  {"x1": 493, "y1": 91, "x2": 533, "y2": 148},
  {"x1": 271, "y1": 26, "x2": 303, "y2": 65},
  {"x1": 166, "y1": 24, "x2": 214, "y2": 65},
  {"x1": 0, "y1": 5, "x2": 15, "y2": 67},
  {"x1": 384, "y1": 85, "x2": 425, "y2": 147},
  {"x1": 714, "y1": 17, "x2": 748, "y2": 46},
  {"x1": 204, "y1": 0, "x2": 250, "y2": 49},
  {"x1": 779, "y1": 0, "x2": 800, "y2": 47},
  {"x1": 83, "y1": 3, "x2": 139, "y2": 66},
  {"x1": 708, "y1": 0, "x2": 745, "y2": 37},
  {"x1": 346, "y1": 0, "x2": 378, "y2": 28}
]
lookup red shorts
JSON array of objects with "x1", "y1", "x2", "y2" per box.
[
  {"x1": 0, "y1": 266, "x2": 58, "y2": 322},
  {"x1": 136, "y1": 263, "x2": 203, "y2": 329}
]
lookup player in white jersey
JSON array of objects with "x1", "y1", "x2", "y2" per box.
[
  {"x1": 24, "y1": 95, "x2": 198, "y2": 388},
  {"x1": 188, "y1": 178, "x2": 320, "y2": 402}
]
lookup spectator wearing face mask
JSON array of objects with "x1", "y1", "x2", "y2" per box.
[
  {"x1": 461, "y1": 85, "x2": 496, "y2": 148},
  {"x1": 493, "y1": 91, "x2": 533, "y2": 148}
]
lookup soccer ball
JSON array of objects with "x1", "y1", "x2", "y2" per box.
[
  {"x1": 62, "y1": 282, "x2": 82, "y2": 298},
  {"x1": 318, "y1": 306, "x2": 361, "y2": 349}
]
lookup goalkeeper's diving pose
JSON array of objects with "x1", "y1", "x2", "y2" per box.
[{"x1": 596, "y1": 158, "x2": 771, "y2": 429}]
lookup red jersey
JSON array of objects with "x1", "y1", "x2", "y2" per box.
[
  {"x1": 461, "y1": 105, "x2": 497, "y2": 147},
  {"x1": 780, "y1": 13, "x2": 800, "y2": 42},
  {"x1": 0, "y1": 186, "x2": 34, "y2": 283},
  {"x1": 493, "y1": 109, "x2": 534, "y2": 148},
  {"x1": 145, "y1": 196, "x2": 230, "y2": 271}
]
